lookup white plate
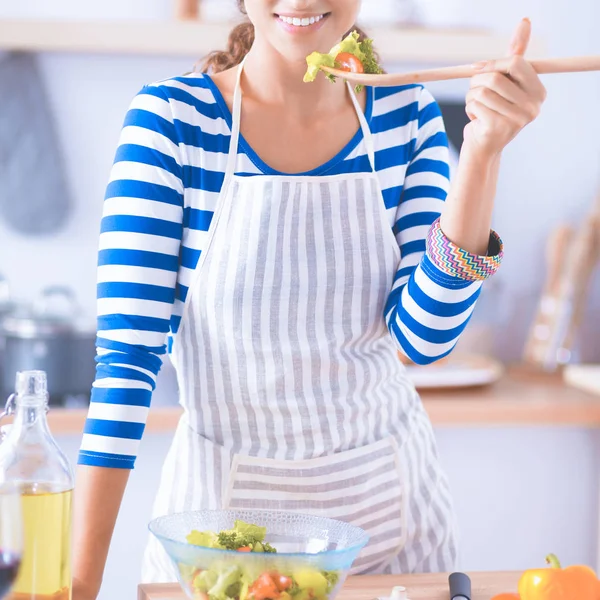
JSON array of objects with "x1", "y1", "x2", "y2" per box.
[{"x1": 405, "y1": 356, "x2": 503, "y2": 389}]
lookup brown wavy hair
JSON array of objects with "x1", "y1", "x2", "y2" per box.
[{"x1": 199, "y1": 0, "x2": 376, "y2": 74}]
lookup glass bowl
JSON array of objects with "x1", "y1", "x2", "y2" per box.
[{"x1": 149, "y1": 509, "x2": 369, "y2": 600}]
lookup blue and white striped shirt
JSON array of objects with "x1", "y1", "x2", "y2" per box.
[{"x1": 79, "y1": 74, "x2": 483, "y2": 469}]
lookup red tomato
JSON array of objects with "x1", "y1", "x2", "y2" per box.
[
  {"x1": 237, "y1": 546, "x2": 252, "y2": 552},
  {"x1": 273, "y1": 575, "x2": 292, "y2": 591},
  {"x1": 335, "y1": 52, "x2": 364, "y2": 73},
  {"x1": 249, "y1": 574, "x2": 280, "y2": 600}
]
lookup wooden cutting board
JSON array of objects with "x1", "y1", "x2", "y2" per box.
[
  {"x1": 138, "y1": 572, "x2": 522, "y2": 600},
  {"x1": 564, "y1": 364, "x2": 600, "y2": 396}
]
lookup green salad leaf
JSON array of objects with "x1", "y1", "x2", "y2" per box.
[
  {"x1": 193, "y1": 569, "x2": 218, "y2": 592},
  {"x1": 324, "y1": 570, "x2": 340, "y2": 592},
  {"x1": 231, "y1": 520, "x2": 266, "y2": 541},
  {"x1": 329, "y1": 30, "x2": 365, "y2": 63},
  {"x1": 186, "y1": 530, "x2": 223, "y2": 549},
  {"x1": 208, "y1": 565, "x2": 242, "y2": 600},
  {"x1": 303, "y1": 30, "x2": 384, "y2": 92},
  {"x1": 187, "y1": 520, "x2": 276, "y2": 553},
  {"x1": 303, "y1": 52, "x2": 336, "y2": 84},
  {"x1": 359, "y1": 38, "x2": 384, "y2": 77}
]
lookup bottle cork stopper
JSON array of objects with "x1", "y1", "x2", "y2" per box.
[
  {"x1": 390, "y1": 586, "x2": 408, "y2": 600},
  {"x1": 15, "y1": 370, "x2": 48, "y2": 397}
]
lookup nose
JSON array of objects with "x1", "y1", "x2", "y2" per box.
[{"x1": 287, "y1": 0, "x2": 315, "y2": 9}]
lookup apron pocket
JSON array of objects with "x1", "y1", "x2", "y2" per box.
[{"x1": 223, "y1": 437, "x2": 408, "y2": 574}]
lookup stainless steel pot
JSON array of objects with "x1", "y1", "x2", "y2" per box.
[
  {"x1": 0, "y1": 274, "x2": 17, "y2": 395},
  {"x1": 0, "y1": 286, "x2": 96, "y2": 405}
]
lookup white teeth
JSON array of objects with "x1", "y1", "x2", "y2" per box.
[{"x1": 278, "y1": 14, "x2": 325, "y2": 26}]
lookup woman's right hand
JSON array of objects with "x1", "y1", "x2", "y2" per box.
[{"x1": 72, "y1": 576, "x2": 100, "y2": 600}]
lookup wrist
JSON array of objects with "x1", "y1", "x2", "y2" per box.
[
  {"x1": 72, "y1": 559, "x2": 104, "y2": 591},
  {"x1": 72, "y1": 574, "x2": 101, "y2": 600},
  {"x1": 426, "y1": 218, "x2": 504, "y2": 282},
  {"x1": 459, "y1": 140, "x2": 502, "y2": 170}
]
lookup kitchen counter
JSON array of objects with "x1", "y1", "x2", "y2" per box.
[
  {"x1": 44, "y1": 368, "x2": 600, "y2": 435},
  {"x1": 46, "y1": 368, "x2": 598, "y2": 600},
  {"x1": 138, "y1": 572, "x2": 522, "y2": 600}
]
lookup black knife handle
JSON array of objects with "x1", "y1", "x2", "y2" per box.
[{"x1": 449, "y1": 572, "x2": 471, "y2": 600}]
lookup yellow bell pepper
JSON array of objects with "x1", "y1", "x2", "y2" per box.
[{"x1": 518, "y1": 553, "x2": 600, "y2": 600}]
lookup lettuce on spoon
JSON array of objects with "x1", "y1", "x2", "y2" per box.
[{"x1": 303, "y1": 31, "x2": 383, "y2": 91}]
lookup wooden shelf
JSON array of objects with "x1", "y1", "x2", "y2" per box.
[
  {"x1": 422, "y1": 367, "x2": 600, "y2": 428},
  {"x1": 0, "y1": 19, "x2": 545, "y2": 62},
  {"x1": 32, "y1": 369, "x2": 600, "y2": 436}
]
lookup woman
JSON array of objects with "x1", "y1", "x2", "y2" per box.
[{"x1": 73, "y1": 1, "x2": 546, "y2": 595}]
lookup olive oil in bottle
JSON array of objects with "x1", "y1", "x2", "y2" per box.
[
  {"x1": 0, "y1": 371, "x2": 74, "y2": 600},
  {"x1": 10, "y1": 488, "x2": 72, "y2": 600}
]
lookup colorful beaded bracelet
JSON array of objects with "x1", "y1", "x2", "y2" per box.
[{"x1": 425, "y1": 218, "x2": 504, "y2": 282}]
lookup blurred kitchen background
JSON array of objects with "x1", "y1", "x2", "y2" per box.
[{"x1": 0, "y1": 0, "x2": 599, "y2": 598}]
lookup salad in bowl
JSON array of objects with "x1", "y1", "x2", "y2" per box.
[{"x1": 149, "y1": 510, "x2": 369, "y2": 600}]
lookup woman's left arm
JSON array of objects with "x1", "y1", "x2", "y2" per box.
[
  {"x1": 440, "y1": 18, "x2": 547, "y2": 253},
  {"x1": 386, "y1": 18, "x2": 546, "y2": 364}
]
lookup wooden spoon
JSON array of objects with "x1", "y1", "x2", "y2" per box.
[{"x1": 320, "y1": 55, "x2": 600, "y2": 87}]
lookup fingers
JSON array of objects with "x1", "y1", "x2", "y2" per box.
[
  {"x1": 466, "y1": 87, "x2": 533, "y2": 127},
  {"x1": 469, "y1": 71, "x2": 530, "y2": 106},
  {"x1": 472, "y1": 56, "x2": 547, "y2": 102},
  {"x1": 465, "y1": 99, "x2": 501, "y2": 124},
  {"x1": 464, "y1": 100, "x2": 519, "y2": 145},
  {"x1": 464, "y1": 16, "x2": 547, "y2": 151},
  {"x1": 506, "y1": 56, "x2": 548, "y2": 100},
  {"x1": 472, "y1": 17, "x2": 535, "y2": 85},
  {"x1": 509, "y1": 17, "x2": 532, "y2": 56}
]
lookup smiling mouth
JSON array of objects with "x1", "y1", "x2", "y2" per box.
[{"x1": 275, "y1": 12, "x2": 331, "y2": 27}]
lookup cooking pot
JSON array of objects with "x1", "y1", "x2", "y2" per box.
[
  {"x1": 0, "y1": 274, "x2": 17, "y2": 395},
  {"x1": 0, "y1": 286, "x2": 96, "y2": 405}
]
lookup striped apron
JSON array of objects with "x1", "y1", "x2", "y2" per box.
[{"x1": 142, "y1": 60, "x2": 458, "y2": 582}]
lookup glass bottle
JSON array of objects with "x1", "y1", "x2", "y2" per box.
[{"x1": 0, "y1": 371, "x2": 73, "y2": 600}]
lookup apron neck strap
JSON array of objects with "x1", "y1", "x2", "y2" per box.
[
  {"x1": 225, "y1": 58, "x2": 376, "y2": 179},
  {"x1": 224, "y1": 56, "x2": 246, "y2": 183},
  {"x1": 346, "y1": 83, "x2": 376, "y2": 172}
]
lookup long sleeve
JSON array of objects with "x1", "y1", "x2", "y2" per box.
[
  {"x1": 385, "y1": 87, "x2": 500, "y2": 365},
  {"x1": 78, "y1": 84, "x2": 184, "y2": 469}
]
